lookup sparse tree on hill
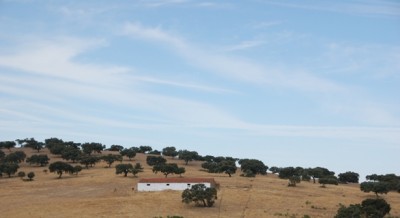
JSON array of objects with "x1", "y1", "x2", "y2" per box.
[
  {"x1": 4, "y1": 151, "x2": 26, "y2": 163},
  {"x1": 18, "y1": 171, "x2": 26, "y2": 179},
  {"x1": 26, "y1": 154, "x2": 50, "y2": 166},
  {"x1": 146, "y1": 156, "x2": 166, "y2": 166},
  {"x1": 278, "y1": 167, "x2": 302, "y2": 187},
  {"x1": 218, "y1": 161, "x2": 237, "y2": 177},
  {"x1": 27, "y1": 172, "x2": 35, "y2": 181},
  {"x1": 102, "y1": 154, "x2": 122, "y2": 168},
  {"x1": 49, "y1": 143, "x2": 67, "y2": 156},
  {"x1": 138, "y1": 145, "x2": 152, "y2": 153},
  {"x1": 175, "y1": 167, "x2": 186, "y2": 177},
  {"x1": 73, "y1": 165, "x2": 83, "y2": 175},
  {"x1": 269, "y1": 166, "x2": 281, "y2": 174},
  {"x1": 0, "y1": 163, "x2": 19, "y2": 177},
  {"x1": 365, "y1": 173, "x2": 400, "y2": 192},
  {"x1": 116, "y1": 163, "x2": 133, "y2": 177},
  {"x1": 79, "y1": 155, "x2": 100, "y2": 169},
  {"x1": 338, "y1": 171, "x2": 359, "y2": 183},
  {"x1": 109, "y1": 145, "x2": 124, "y2": 152},
  {"x1": 318, "y1": 176, "x2": 339, "y2": 187},
  {"x1": 182, "y1": 184, "x2": 217, "y2": 207},
  {"x1": 17, "y1": 138, "x2": 43, "y2": 152},
  {"x1": 45, "y1": 137, "x2": 64, "y2": 149},
  {"x1": 120, "y1": 148, "x2": 136, "y2": 161},
  {"x1": 0, "y1": 141, "x2": 16, "y2": 151},
  {"x1": 61, "y1": 147, "x2": 82, "y2": 163},
  {"x1": 81, "y1": 142, "x2": 104, "y2": 155},
  {"x1": 239, "y1": 159, "x2": 268, "y2": 177},
  {"x1": 306, "y1": 167, "x2": 335, "y2": 184},
  {"x1": 152, "y1": 163, "x2": 179, "y2": 178},
  {"x1": 360, "y1": 181, "x2": 390, "y2": 197},
  {"x1": 162, "y1": 146, "x2": 179, "y2": 158},
  {"x1": 131, "y1": 163, "x2": 144, "y2": 177},
  {"x1": 178, "y1": 150, "x2": 199, "y2": 165},
  {"x1": 362, "y1": 198, "x2": 391, "y2": 218},
  {"x1": 49, "y1": 161, "x2": 74, "y2": 178},
  {"x1": 335, "y1": 198, "x2": 391, "y2": 218}
]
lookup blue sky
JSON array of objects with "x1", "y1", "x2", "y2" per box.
[{"x1": 1, "y1": 0, "x2": 399, "y2": 179}]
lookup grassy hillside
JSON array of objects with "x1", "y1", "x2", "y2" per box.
[{"x1": 0, "y1": 148, "x2": 399, "y2": 218}]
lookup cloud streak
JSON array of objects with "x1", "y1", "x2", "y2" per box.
[
  {"x1": 262, "y1": 0, "x2": 400, "y2": 17},
  {"x1": 122, "y1": 22, "x2": 343, "y2": 92}
]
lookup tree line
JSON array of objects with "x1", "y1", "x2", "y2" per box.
[{"x1": 1, "y1": 137, "x2": 399, "y2": 216}]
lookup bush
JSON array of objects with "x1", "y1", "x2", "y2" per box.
[
  {"x1": 18, "y1": 171, "x2": 26, "y2": 178},
  {"x1": 335, "y1": 199, "x2": 391, "y2": 218},
  {"x1": 27, "y1": 172, "x2": 35, "y2": 181}
]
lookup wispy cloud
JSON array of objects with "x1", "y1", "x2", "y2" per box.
[
  {"x1": 122, "y1": 22, "x2": 343, "y2": 92},
  {"x1": 252, "y1": 21, "x2": 282, "y2": 29},
  {"x1": 223, "y1": 39, "x2": 266, "y2": 51},
  {"x1": 262, "y1": 0, "x2": 400, "y2": 17},
  {"x1": 140, "y1": 0, "x2": 189, "y2": 7}
]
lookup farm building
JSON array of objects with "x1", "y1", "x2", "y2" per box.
[{"x1": 137, "y1": 177, "x2": 217, "y2": 191}]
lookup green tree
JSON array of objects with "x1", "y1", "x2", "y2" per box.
[
  {"x1": 131, "y1": 163, "x2": 144, "y2": 177},
  {"x1": 45, "y1": 137, "x2": 65, "y2": 150},
  {"x1": 152, "y1": 163, "x2": 179, "y2": 178},
  {"x1": 178, "y1": 150, "x2": 198, "y2": 165},
  {"x1": 18, "y1": 171, "x2": 26, "y2": 179},
  {"x1": 318, "y1": 176, "x2": 339, "y2": 187},
  {"x1": 81, "y1": 142, "x2": 104, "y2": 155},
  {"x1": 49, "y1": 161, "x2": 74, "y2": 178},
  {"x1": 73, "y1": 165, "x2": 83, "y2": 175},
  {"x1": 0, "y1": 163, "x2": 19, "y2": 177},
  {"x1": 79, "y1": 155, "x2": 100, "y2": 169},
  {"x1": 146, "y1": 156, "x2": 167, "y2": 166},
  {"x1": 365, "y1": 173, "x2": 400, "y2": 192},
  {"x1": 239, "y1": 159, "x2": 268, "y2": 177},
  {"x1": 218, "y1": 161, "x2": 237, "y2": 177},
  {"x1": 4, "y1": 151, "x2": 26, "y2": 163},
  {"x1": 162, "y1": 146, "x2": 179, "y2": 157},
  {"x1": 306, "y1": 167, "x2": 335, "y2": 184},
  {"x1": 138, "y1": 145, "x2": 152, "y2": 153},
  {"x1": 27, "y1": 172, "x2": 35, "y2": 181},
  {"x1": 361, "y1": 198, "x2": 391, "y2": 218},
  {"x1": 108, "y1": 144, "x2": 124, "y2": 152},
  {"x1": 115, "y1": 163, "x2": 133, "y2": 177},
  {"x1": 61, "y1": 147, "x2": 82, "y2": 163},
  {"x1": 102, "y1": 154, "x2": 122, "y2": 168},
  {"x1": 49, "y1": 143, "x2": 67, "y2": 156},
  {"x1": 17, "y1": 138, "x2": 44, "y2": 152},
  {"x1": 175, "y1": 167, "x2": 186, "y2": 177},
  {"x1": 269, "y1": 166, "x2": 281, "y2": 174},
  {"x1": 334, "y1": 204, "x2": 363, "y2": 218},
  {"x1": 0, "y1": 141, "x2": 16, "y2": 151},
  {"x1": 182, "y1": 184, "x2": 217, "y2": 207},
  {"x1": 26, "y1": 154, "x2": 50, "y2": 166},
  {"x1": 360, "y1": 182, "x2": 390, "y2": 197},
  {"x1": 120, "y1": 148, "x2": 136, "y2": 161},
  {"x1": 278, "y1": 167, "x2": 302, "y2": 187},
  {"x1": 338, "y1": 171, "x2": 359, "y2": 183},
  {"x1": 335, "y1": 198, "x2": 391, "y2": 218}
]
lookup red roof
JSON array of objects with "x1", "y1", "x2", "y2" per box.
[{"x1": 138, "y1": 177, "x2": 216, "y2": 184}]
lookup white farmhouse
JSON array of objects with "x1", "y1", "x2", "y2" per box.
[{"x1": 137, "y1": 177, "x2": 217, "y2": 191}]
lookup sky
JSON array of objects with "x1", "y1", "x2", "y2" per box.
[{"x1": 0, "y1": 0, "x2": 399, "y2": 179}]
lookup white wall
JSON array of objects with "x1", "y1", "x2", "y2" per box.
[{"x1": 137, "y1": 182, "x2": 212, "y2": 191}]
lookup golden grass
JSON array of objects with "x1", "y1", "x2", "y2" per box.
[{"x1": 0, "y1": 148, "x2": 399, "y2": 218}]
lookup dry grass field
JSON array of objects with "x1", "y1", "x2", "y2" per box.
[{"x1": 1, "y1": 148, "x2": 399, "y2": 218}]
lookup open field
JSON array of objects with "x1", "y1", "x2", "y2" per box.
[{"x1": 1, "y1": 148, "x2": 399, "y2": 218}]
